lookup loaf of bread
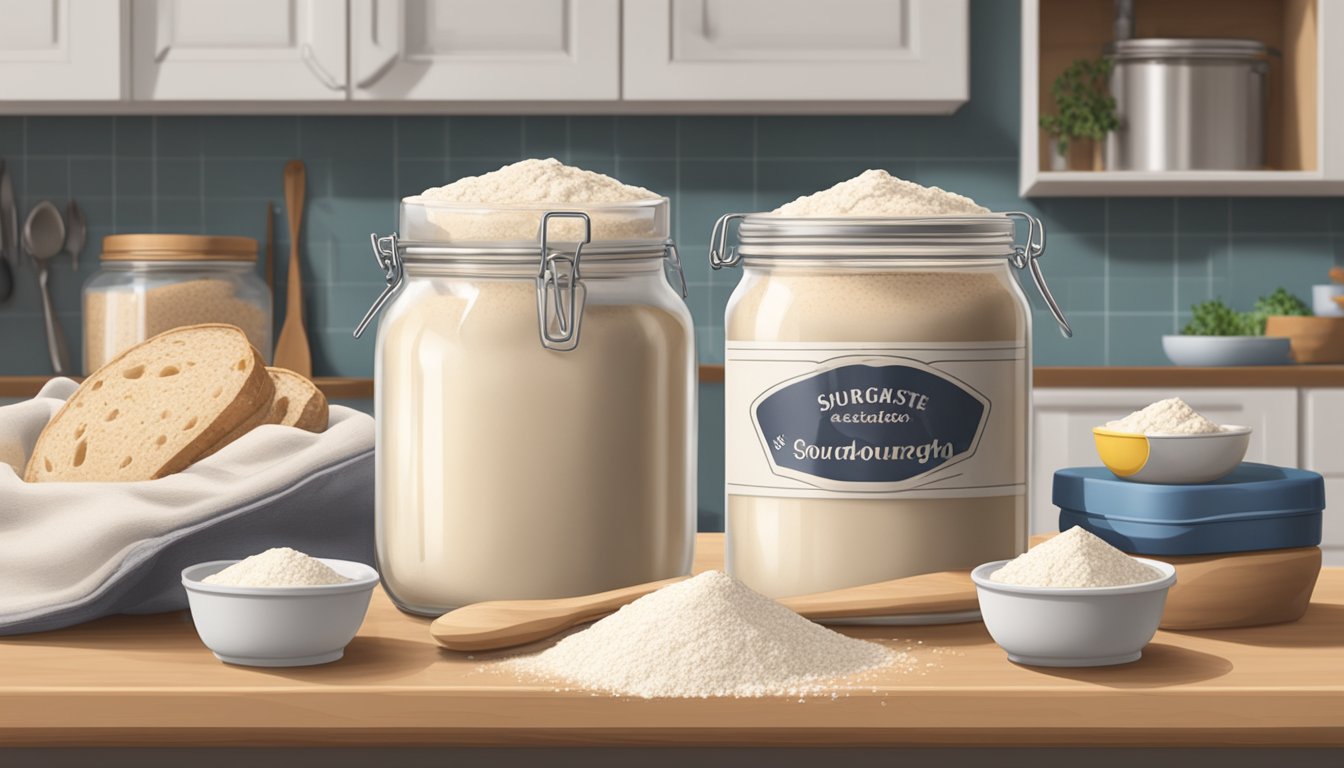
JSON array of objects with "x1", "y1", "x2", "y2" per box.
[
  {"x1": 25, "y1": 324, "x2": 274, "y2": 483},
  {"x1": 264, "y1": 367, "x2": 329, "y2": 432}
]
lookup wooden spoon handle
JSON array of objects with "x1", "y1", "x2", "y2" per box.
[
  {"x1": 780, "y1": 570, "x2": 977, "y2": 619},
  {"x1": 430, "y1": 577, "x2": 688, "y2": 652}
]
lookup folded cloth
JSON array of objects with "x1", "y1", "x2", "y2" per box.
[{"x1": 0, "y1": 378, "x2": 375, "y2": 635}]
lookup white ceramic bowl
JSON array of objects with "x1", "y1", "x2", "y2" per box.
[
  {"x1": 182, "y1": 558, "x2": 379, "y2": 667},
  {"x1": 1092, "y1": 425, "x2": 1252, "y2": 484},
  {"x1": 1162, "y1": 335, "x2": 1292, "y2": 366},
  {"x1": 971, "y1": 558, "x2": 1176, "y2": 667},
  {"x1": 1313, "y1": 284, "x2": 1344, "y2": 317}
]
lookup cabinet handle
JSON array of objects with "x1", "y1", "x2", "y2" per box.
[
  {"x1": 352, "y1": 0, "x2": 400, "y2": 89},
  {"x1": 301, "y1": 44, "x2": 345, "y2": 90}
]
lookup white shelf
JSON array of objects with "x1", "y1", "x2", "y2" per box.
[
  {"x1": 1023, "y1": 170, "x2": 1344, "y2": 197},
  {"x1": 1019, "y1": 0, "x2": 1344, "y2": 197}
]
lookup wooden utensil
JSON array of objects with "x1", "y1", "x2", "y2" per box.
[
  {"x1": 265, "y1": 201, "x2": 275, "y2": 295},
  {"x1": 430, "y1": 570, "x2": 977, "y2": 651},
  {"x1": 274, "y1": 161, "x2": 311, "y2": 376}
]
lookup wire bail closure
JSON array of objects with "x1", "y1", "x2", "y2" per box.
[
  {"x1": 664, "y1": 241, "x2": 688, "y2": 298},
  {"x1": 353, "y1": 232, "x2": 404, "y2": 339},
  {"x1": 709, "y1": 212, "x2": 747, "y2": 269},
  {"x1": 1004, "y1": 211, "x2": 1072, "y2": 338},
  {"x1": 535, "y1": 211, "x2": 591, "y2": 352}
]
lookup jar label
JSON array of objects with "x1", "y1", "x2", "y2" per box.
[{"x1": 726, "y1": 342, "x2": 1026, "y2": 499}]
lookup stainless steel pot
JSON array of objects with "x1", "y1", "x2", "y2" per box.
[{"x1": 1105, "y1": 38, "x2": 1271, "y2": 171}]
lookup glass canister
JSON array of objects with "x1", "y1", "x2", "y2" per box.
[
  {"x1": 711, "y1": 212, "x2": 1071, "y2": 605},
  {"x1": 357, "y1": 197, "x2": 696, "y2": 615},
  {"x1": 83, "y1": 234, "x2": 271, "y2": 373}
]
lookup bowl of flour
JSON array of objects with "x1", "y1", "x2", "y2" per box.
[
  {"x1": 182, "y1": 548, "x2": 379, "y2": 667},
  {"x1": 1092, "y1": 397, "x2": 1251, "y2": 484},
  {"x1": 971, "y1": 527, "x2": 1176, "y2": 667}
]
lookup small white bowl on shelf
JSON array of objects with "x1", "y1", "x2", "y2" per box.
[
  {"x1": 1092, "y1": 425, "x2": 1252, "y2": 484},
  {"x1": 1162, "y1": 335, "x2": 1292, "y2": 367},
  {"x1": 971, "y1": 559, "x2": 1176, "y2": 668},
  {"x1": 181, "y1": 558, "x2": 379, "y2": 667}
]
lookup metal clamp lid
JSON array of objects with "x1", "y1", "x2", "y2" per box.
[
  {"x1": 1004, "y1": 211, "x2": 1072, "y2": 338},
  {"x1": 353, "y1": 233, "x2": 403, "y2": 339},
  {"x1": 535, "y1": 211, "x2": 590, "y2": 351},
  {"x1": 709, "y1": 212, "x2": 747, "y2": 269}
]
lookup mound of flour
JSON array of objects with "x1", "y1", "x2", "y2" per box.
[
  {"x1": 202, "y1": 547, "x2": 350, "y2": 587},
  {"x1": 1105, "y1": 397, "x2": 1224, "y2": 435},
  {"x1": 419, "y1": 158, "x2": 660, "y2": 205},
  {"x1": 507, "y1": 570, "x2": 900, "y2": 698},
  {"x1": 990, "y1": 527, "x2": 1160, "y2": 588},
  {"x1": 771, "y1": 169, "x2": 988, "y2": 216},
  {"x1": 413, "y1": 159, "x2": 664, "y2": 241}
]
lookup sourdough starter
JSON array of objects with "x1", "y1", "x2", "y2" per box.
[
  {"x1": 376, "y1": 278, "x2": 693, "y2": 612},
  {"x1": 726, "y1": 267, "x2": 1028, "y2": 598}
]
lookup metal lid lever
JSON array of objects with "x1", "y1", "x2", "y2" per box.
[
  {"x1": 1005, "y1": 211, "x2": 1072, "y2": 339},
  {"x1": 354, "y1": 232, "x2": 403, "y2": 339},
  {"x1": 535, "y1": 211, "x2": 592, "y2": 352}
]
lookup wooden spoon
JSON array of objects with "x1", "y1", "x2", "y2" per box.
[
  {"x1": 274, "y1": 160, "x2": 311, "y2": 376},
  {"x1": 430, "y1": 570, "x2": 977, "y2": 651}
]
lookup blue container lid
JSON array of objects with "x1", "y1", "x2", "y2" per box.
[{"x1": 1053, "y1": 463, "x2": 1324, "y2": 556}]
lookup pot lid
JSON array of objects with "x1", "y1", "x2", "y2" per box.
[{"x1": 1105, "y1": 38, "x2": 1270, "y2": 60}]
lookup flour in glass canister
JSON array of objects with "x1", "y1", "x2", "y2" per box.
[{"x1": 722, "y1": 171, "x2": 1034, "y2": 601}]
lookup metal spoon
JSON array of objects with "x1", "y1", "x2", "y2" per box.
[
  {"x1": 23, "y1": 201, "x2": 71, "y2": 376},
  {"x1": 64, "y1": 200, "x2": 86, "y2": 269}
]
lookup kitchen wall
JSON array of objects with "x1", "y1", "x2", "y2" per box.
[{"x1": 0, "y1": 0, "x2": 1340, "y2": 529}]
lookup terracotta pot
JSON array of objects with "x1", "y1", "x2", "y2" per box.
[{"x1": 1264, "y1": 316, "x2": 1344, "y2": 364}]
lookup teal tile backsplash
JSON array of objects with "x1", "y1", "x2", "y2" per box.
[{"x1": 0, "y1": 0, "x2": 1341, "y2": 378}]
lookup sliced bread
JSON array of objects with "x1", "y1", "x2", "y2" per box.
[
  {"x1": 24, "y1": 324, "x2": 274, "y2": 483},
  {"x1": 263, "y1": 367, "x2": 329, "y2": 432}
]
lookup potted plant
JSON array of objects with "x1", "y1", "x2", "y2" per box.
[{"x1": 1040, "y1": 57, "x2": 1118, "y2": 171}]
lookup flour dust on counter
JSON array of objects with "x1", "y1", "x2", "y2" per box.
[{"x1": 502, "y1": 570, "x2": 916, "y2": 699}]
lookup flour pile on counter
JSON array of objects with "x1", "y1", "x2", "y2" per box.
[
  {"x1": 990, "y1": 527, "x2": 1161, "y2": 588},
  {"x1": 414, "y1": 158, "x2": 663, "y2": 240},
  {"x1": 203, "y1": 548, "x2": 350, "y2": 588},
  {"x1": 771, "y1": 169, "x2": 988, "y2": 217},
  {"x1": 507, "y1": 570, "x2": 903, "y2": 698},
  {"x1": 1105, "y1": 397, "x2": 1224, "y2": 435}
]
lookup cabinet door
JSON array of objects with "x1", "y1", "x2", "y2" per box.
[
  {"x1": 130, "y1": 0, "x2": 347, "y2": 101},
  {"x1": 350, "y1": 0, "x2": 620, "y2": 101},
  {"x1": 1031, "y1": 388, "x2": 1299, "y2": 537},
  {"x1": 0, "y1": 0, "x2": 123, "y2": 100},
  {"x1": 622, "y1": 0, "x2": 968, "y2": 110},
  {"x1": 1301, "y1": 389, "x2": 1344, "y2": 566}
]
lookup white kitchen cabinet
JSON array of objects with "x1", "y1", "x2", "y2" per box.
[
  {"x1": 621, "y1": 0, "x2": 969, "y2": 112},
  {"x1": 0, "y1": 0, "x2": 124, "y2": 100},
  {"x1": 1300, "y1": 389, "x2": 1344, "y2": 566},
  {"x1": 1031, "y1": 388, "x2": 1299, "y2": 537},
  {"x1": 130, "y1": 0, "x2": 347, "y2": 101},
  {"x1": 350, "y1": 0, "x2": 620, "y2": 101}
]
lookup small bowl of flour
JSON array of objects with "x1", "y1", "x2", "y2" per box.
[
  {"x1": 971, "y1": 527, "x2": 1176, "y2": 668},
  {"x1": 1092, "y1": 397, "x2": 1252, "y2": 484},
  {"x1": 182, "y1": 548, "x2": 379, "y2": 667}
]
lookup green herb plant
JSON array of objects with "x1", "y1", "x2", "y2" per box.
[
  {"x1": 1182, "y1": 288, "x2": 1312, "y2": 336},
  {"x1": 1039, "y1": 58, "x2": 1119, "y2": 163}
]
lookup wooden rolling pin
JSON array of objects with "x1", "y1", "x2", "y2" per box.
[{"x1": 430, "y1": 570, "x2": 977, "y2": 651}]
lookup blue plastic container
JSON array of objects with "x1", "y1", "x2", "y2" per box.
[{"x1": 1053, "y1": 462, "x2": 1324, "y2": 556}]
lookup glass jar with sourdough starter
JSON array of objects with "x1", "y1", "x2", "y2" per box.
[
  {"x1": 711, "y1": 213, "x2": 1071, "y2": 608},
  {"x1": 357, "y1": 197, "x2": 695, "y2": 615},
  {"x1": 83, "y1": 234, "x2": 271, "y2": 373}
]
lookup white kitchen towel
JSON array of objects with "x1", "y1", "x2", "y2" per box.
[{"x1": 0, "y1": 378, "x2": 376, "y2": 634}]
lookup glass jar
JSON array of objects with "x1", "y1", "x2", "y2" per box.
[
  {"x1": 358, "y1": 198, "x2": 695, "y2": 615},
  {"x1": 83, "y1": 234, "x2": 271, "y2": 373},
  {"x1": 711, "y1": 212, "x2": 1071, "y2": 609}
]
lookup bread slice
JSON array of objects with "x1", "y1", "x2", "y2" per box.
[
  {"x1": 263, "y1": 367, "x2": 329, "y2": 432},
  {"x1": 24, "y1": 324, "x2": 274, "y2": 483}
]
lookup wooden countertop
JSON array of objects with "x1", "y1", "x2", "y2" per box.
[
  {"x1": 2, "y1": 366, "x2": 1343, "y2": 398},
  {"x1": 0, "y1": 534, "x2": 1341, "y2": 748}
]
